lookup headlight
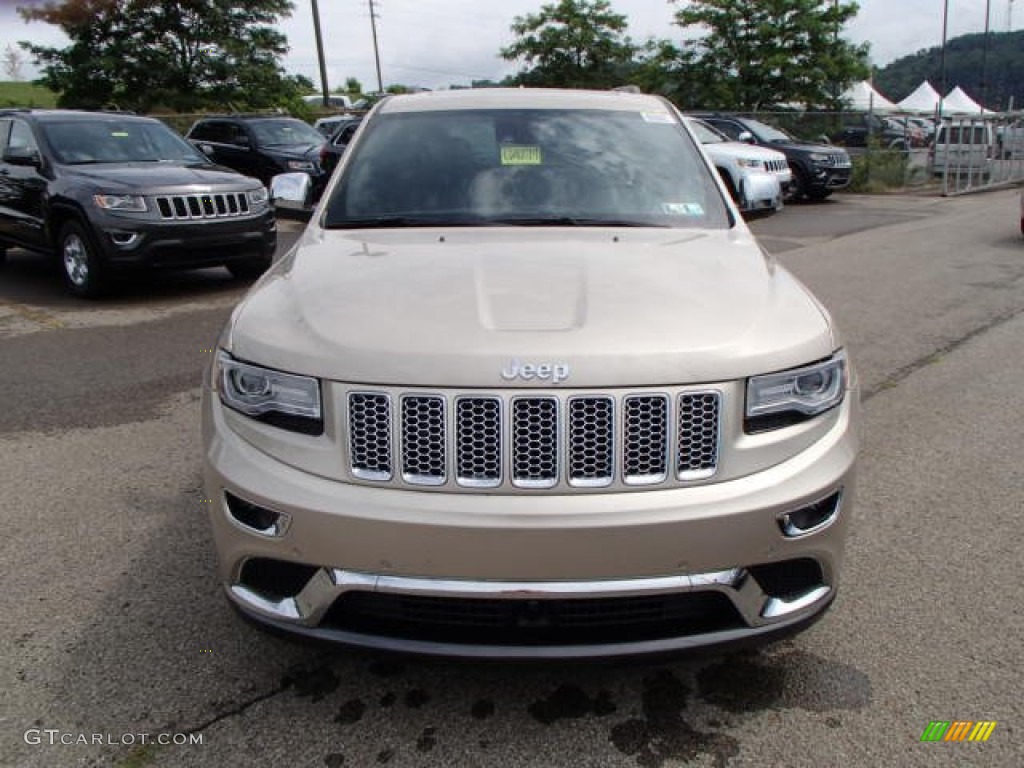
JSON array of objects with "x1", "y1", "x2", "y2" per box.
[
  {"x1": 736, "y1": 158, "x2": 763, "y2": 168},
  {"x1": 248, "y1": 186, "x2": 269, "y2": 205},
  {"x1": 807, "y1": 152, "x2": 831, "y2": 164},
  {"x1": 286, "y1": 160, "x2": 315, "y2": 171},
  {"x1": 216, "y1": 352, "x2": 323, "y2": 435},
  {"x1": 93, "y1": 193, "x2": 147, "y2": 212},
  {"x1": 746, "y1": 351, "x2": 846, "y2": 432}
]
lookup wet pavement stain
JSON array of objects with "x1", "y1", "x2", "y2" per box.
[
  {"x1": 379, "y1": 692, "x2": 397, "y2": 708},
  {"x1": 608, "y1": 670, "x2": 739, "y2": 768},
  {"x1": 323, "y1": 754, "x2": 345, "y2": 767},
  {"x1": 376, "y1": 748, "x2": 395, "y2": 763},
  {"x1": 334, "y1": 698, "x2": 367, "y2": 725},
  {"x1": 528, "y1": 683, "x2": 617, "y2": 725},
  {"x1": 282, "y1": 664, "x2": 340, "y2": 702},
  {"x1": 471, "y1": 699, "x2": 496, "y2": 720},
  {"x1": 404, "y1": 688, "x2": 431, "y2": 708},
  {"x1": 416, "y1": 726, "x2": 438, "y2": 752},
  {"x1": 697, "y1": 651, "x2": 871, "y2": 713}
]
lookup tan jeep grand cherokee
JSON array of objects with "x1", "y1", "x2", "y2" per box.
[{"x1": 202, "y1": 88, "x2": 859, "y2": 658}]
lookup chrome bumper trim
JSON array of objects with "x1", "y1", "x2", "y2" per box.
[{"x1": 227, "y1": 564, "x2": 833, "y2": 635}]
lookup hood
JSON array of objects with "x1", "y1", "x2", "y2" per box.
[
  {"x1": 260, "y1": 144, "x2": 322, "y2": 161},
  {"x1": 771, "y1": 139, "x2": 848, "y2": 156},
  {"x1": 62, "y1": 162, "x2": 257, "y2": 192},
  {"x1": 703, "y1": 141, "x2": 787, "y2": 163},
  {"x1": 228, "y1": 227, "x2": 835, "y2": 388}
]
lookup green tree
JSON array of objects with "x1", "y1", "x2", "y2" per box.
[
  {"x1": 500, "y1": 0, "x2": 636, "y2": 89},
  {"x1": 670, "y1": 0, "x2": 869, "y2": 110},
  {"x1": 339, "y1": 77, "x2": 363, "y2": 98},
  {"x1": 19, "y1": 0, "x2": 309, "y2": 112}
]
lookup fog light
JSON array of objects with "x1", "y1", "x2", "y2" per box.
[
  {"x1": 778, "y1": 491, "x2": 842, "y2": 538},
  {"x1": 108, "y1": 231, "x2": 141, "y2": 247},
  {"x1": 224, "y1": 491, "x2": 290, "y2": 537}
]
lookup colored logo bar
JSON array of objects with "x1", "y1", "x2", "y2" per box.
[{"x1": 920, "y1": 721, "x2": 997, "y2": 742}]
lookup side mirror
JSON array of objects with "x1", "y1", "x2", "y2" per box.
[
  {"x1": 737, "y1": 131, "x2": 755, "y2": 144},
  {"x1": 4, "y1": 147, "x2": 41, "y2": 167},
  {"x1": 270, "y1": 172, "x2": 312, "y2": 218}
]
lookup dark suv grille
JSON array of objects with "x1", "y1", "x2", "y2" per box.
[
  {"x1": 155, "y1": 192, "x2": 251, "y2": 220},
  {"x1": 346, "y1": 388, "x2": 722, "y2": 491}
]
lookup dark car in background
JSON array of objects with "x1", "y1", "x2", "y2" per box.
[
  {"x1": 0, "y1": 109, "x2": 275, "y2": 297},
  {"x1": 185, "y1": 114, "x2": 327, "y2": 191},
  {"x1": 696, "y1": 114, "x2": 852, "y2": 201},
  {"x1": 312, "y1": 117, "x2": 362, "y2": 202},
  {"x1": 829, "y1": 114, "x2": 924, "y2": 151}
]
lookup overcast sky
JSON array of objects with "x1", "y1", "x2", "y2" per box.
[{"x1": 2, "y1": 0, "x2": 1021, "y2": 101}]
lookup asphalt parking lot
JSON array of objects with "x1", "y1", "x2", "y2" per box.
[{"x1": 1, "y1": 190, "x2": 1022, "y2": 767}]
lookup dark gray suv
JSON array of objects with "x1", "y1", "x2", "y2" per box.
[{"x1": 0, "y1": 109, "x2": 276, "y2": 297}]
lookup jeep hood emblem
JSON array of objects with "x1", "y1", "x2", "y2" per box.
[{"x1": 501, "y1": 359, "x2": 570, "y2": 384}]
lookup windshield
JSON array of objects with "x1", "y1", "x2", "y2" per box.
[
  {"x1": 744, "y1": 119, "x2": 794, "y2": 143},
  {"x1": 323, "y1": 108, "x2": 730, "y2": 229},
  {"x1": 689, "y1": 119, "x2": 728, "y2": 144},
  {"x1": 43, "y1": 119, "x2": 207, "y2": 165},
  {"x1": 249, "y1": 119, "x2": 324, "y2": 146}
]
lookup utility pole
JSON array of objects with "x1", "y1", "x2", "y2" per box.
[
  {"x1": 938, "y1": 0, "x2": 950, "y2": 120},
  {"x1": 369, "y1": 0, "x2": 384, "y2": 93},
  {"x1": 311, "y1": 0, "x2": 330, "y2": 106},
  {"x1": 981, "y1": 0, "x2": 991, "y2": 110}
]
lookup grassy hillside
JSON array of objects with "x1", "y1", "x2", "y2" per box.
[{"x1": 0, "y1": 81, "x2": 59, "y2": 108}]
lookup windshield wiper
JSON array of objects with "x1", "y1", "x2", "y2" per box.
[
  {"x1": 484, "y1": 216, "x2": 666, "y2": 228},
  {"x1": 329, "y1": 216, "x2": 469, "y2": 229}
]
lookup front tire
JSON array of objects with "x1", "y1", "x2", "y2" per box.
[{"x1": 59, "y1": 221, "x2": 107, "y2": 298}]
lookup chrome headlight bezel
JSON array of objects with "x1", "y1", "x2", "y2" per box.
[
  {"x1": 745, "y1": 350, "x2": 847, "y2": 433},
  {"x1": 216, "y1": 351, "x2": 323, "y2": 435},
  {"x1": 248, "y1": 186, "x2": 269, "y2": 206}
]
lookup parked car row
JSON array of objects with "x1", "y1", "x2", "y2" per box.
[{"x1": 1, "y1": 102, "x2": 855, "y2": 298}]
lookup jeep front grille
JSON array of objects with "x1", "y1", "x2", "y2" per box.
[
  {"x1": 346, "y1": 389, "x2": 721, "y2": 491},
  {"x1": 766, "y1": 159, "x2": 788, "y2": 173},
  {"x1": 155, "y1": 192, "x2": 251, "y2": 220}
]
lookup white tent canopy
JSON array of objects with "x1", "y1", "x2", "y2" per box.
[
  {"x1": 941, "y1": 86, "x2": 988, "y2": 114},
  {"x1": 841, "y1": 80, "x2": 899, "y2": 112},
  {"x1": 898, "y1": 81, "x2": 941, "y2": 113}
]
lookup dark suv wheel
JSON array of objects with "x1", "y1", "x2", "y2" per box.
[{"x1": 59, "y1": 221, "x2": 107, "y2": 298}]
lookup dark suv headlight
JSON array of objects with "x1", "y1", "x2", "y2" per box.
[
  {"x1": 745, "y1": 351, "x2": 846, "y2": 433},
  {"x1": 216, "y1": 351, "x2": 323, "y2": 435}
]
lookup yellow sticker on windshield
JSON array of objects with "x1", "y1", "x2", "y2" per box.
[{"x1": 500, "y1": 145, "x2": 542, "y2": 165}]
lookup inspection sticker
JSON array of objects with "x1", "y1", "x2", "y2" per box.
[
  {"x1": 500, "y1": 145, "x2": 542, "y2": 165},
  {"x1": 662, "y1": 202, "x2": 705, "y2": 216}
]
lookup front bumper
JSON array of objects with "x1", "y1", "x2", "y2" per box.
[
  {"x1": 202, "y1": 385, "x2": 858, "y2": 658},
  {"x1": 93, "y1": 209, "x2": 276, "y2": 268}
]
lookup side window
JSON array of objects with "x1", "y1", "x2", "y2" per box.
[
  {"x1": 710, "y1": 120, "x2": 742, "y2": 141},
  {"x1": 0, "y1": 118, "x2": 11, "y2": 153},
  {"x1": 8, "y1": 120, "x2": 39, "y2": 152},
  {"x1": 231, "y1": 124, "x2": 251, "y2": 146},
  {"x1": 189, "y1": 122, "x2": 213, "y2": 141}
]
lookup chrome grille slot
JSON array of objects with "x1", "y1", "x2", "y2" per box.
[
  {"x1": 511, "y1": 397, "x2": 559, "y2": 488},
  {"x1": 348, "y1": 393, "x2": 392, "y2": 480},
  {"x1": 623, "y1": 395, "x2": 668, "y2": 485},
  {"x1": 568, "y1": 397, "x2": 614, "y2": 487},
  {"x1": 677, "y1": 392, "x2": 721, "y2": 480},
  {"x1": 455, "y1": 397, "x2": 501, "y2": 487},
  {"x1": 155, "y1": 192, "x2": 252, "y2": 220},
  {"x1": 400, "y1": 395, "x2": 446, "y2": 485}
]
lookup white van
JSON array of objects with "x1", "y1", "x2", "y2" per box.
[{"x1": 930, "y1": 120, "x2": 994, "y2": 179}]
